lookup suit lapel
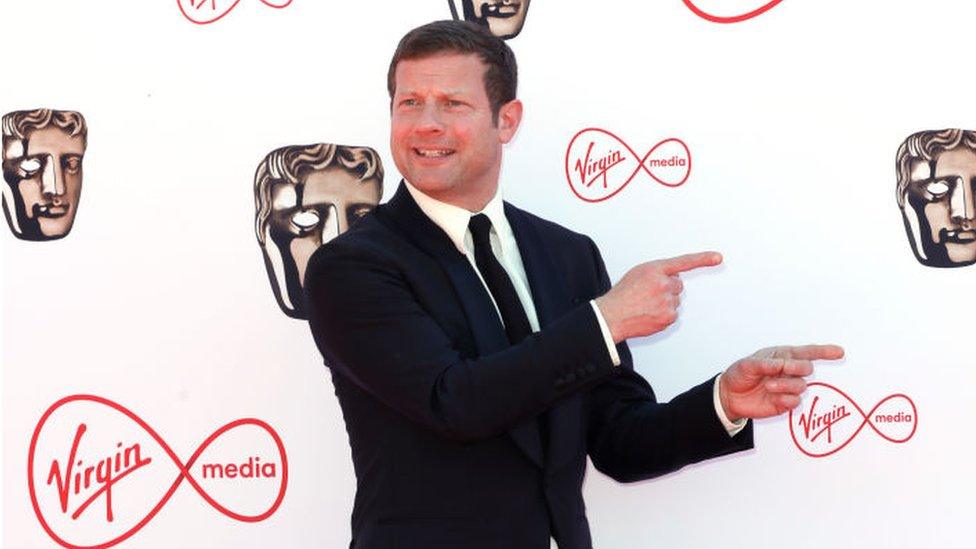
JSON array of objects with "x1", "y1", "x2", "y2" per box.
[
  {"x1": 504, "y1": 203, "x2": 567, "y2": 328},
  {"x1": 506, "y1": 203, "x2": 581, "y2": 472},
  {"x1": 379, "y1": 184, "x2": 544, "y2": 468}
]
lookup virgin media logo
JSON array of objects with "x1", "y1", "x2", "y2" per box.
[
  {"x1": 788, "y1": 382, "x2": 918, "y2": 458},
  {"x1": 682, "y1": 0, "x2": 784, "y2": 23},
  {"x1": 565, "y1": 128, "x2": 691, "y2": 203},
  {"x1": 28, "y1": 395, "x2": 288, "y2": 548},
  {"x1": 177, "y1": 0, "x2": 293, "y2": 25}
]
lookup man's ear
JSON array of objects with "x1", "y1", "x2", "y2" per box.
[{"x1": 497, "y1": 99, "x2": 523, "y2": 144}]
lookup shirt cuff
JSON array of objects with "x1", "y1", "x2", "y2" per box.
[
  {"x1": 589, "y1": 300, "x2": 621, "y2": 367},
  {"x1": 713, "y1": 373, "x2": 747, "y2": 437}
]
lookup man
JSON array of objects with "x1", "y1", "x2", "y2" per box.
[
  {"x1": 254, "y1": 143, "x2": 383, "y2": 318},
  {"x1": 304, "y1": 21, "x2": 843, "y2": 549},
  {"x1": 1, "y1": 108, "x2": 87, "y2": 241},
  {"x1": 896, "y1": 128, "x2": 976, "y2": 268}
]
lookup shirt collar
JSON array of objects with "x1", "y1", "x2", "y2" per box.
[{"x1": 404, "y1": 180, "x2": 511, "y2": 255}]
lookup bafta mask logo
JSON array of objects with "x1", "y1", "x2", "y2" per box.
[
  {"x1": 2, "y1": 109, "x2": 87, "y2": 241},
  {"x1": 448, "y1": 0, "x2": 531, "y2": 40},
  {"x1": 896, "y1": 129, "x2": 976, "y2": 268},
  {"x1": 255, "y1": 143, "x2": 383, "y2": 319}
]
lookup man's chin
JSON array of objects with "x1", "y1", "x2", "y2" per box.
[{"x1": 406, "y1": 175, "x2": 454, "y2": 194}]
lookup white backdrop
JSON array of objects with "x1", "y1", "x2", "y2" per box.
[{"x1": 3, "y1": 1, "x2": 973, "y2": 547}]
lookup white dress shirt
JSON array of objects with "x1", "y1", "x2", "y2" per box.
[{"x1": 402, "y1": 181, "x2": 746, "y2": 437}]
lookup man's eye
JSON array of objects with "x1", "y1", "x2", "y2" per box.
[
  {"x1": 401, "y1": 99, "x2": 419, "y2": 107},
  {"x1": 352, "y1": 205, "x2": 373, "y2": 219},
  {"x1": 19, "y1": 158, "x2": 42, "y2": 175},
  {"x1": 926, "y1": 180, "x2": 951, "y2": 197},
  {"x1": 291, "y1": 210, "x2": 321, "y2": 232},
  {"x1": 446, "y1": 100, "x2": 463, "y2": 108}
]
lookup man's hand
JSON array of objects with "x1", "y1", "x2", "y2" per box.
[
  {"x1": 719, "y1": 345, "x2": 845, "y2": 422},
  {"x1": 595, "y1": 252, "x2": 722, "y2": 343}
]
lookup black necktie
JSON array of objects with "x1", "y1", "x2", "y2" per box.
[
  {"x1": 469, "y1": 213, "x2": 549, "y2": 455},
  {"x1": 468, "y1": 214, "x2": 533, "y2": 344}
]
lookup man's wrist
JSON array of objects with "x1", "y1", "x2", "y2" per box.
[
  {"x1": 714, "y1": 374, "x2": 747, "y2": 436},
  {"x1": 718, "y1": 374, "x2": 740, "y2": 422},
  {"x1": 590, "y1": 299, "x2": 621, "y2": 367}
]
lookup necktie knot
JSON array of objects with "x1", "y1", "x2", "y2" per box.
[{"x1": 468, "y1": 213, "x2": 493, "y2": 247}]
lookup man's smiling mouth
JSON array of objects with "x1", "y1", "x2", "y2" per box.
[{"x1": 414, "y1": 148, "x2": 456, "y2": 158}]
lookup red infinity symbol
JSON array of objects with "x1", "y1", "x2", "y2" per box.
[
  {"x1": 788, "y1": 382, "x2": 918, "y2": 458},
  {"x1": 682, "y1": 0, "x2": 784, "y2": 23},
  {"x1": 28, "y1": 395, "x2": 288, "y2": 549},
  {"x1": 177, "y1": 0, "x2": 293, "y2": 25},
  {"x1": 564, "y1": 128, "x2": 691, "y2": 203}
]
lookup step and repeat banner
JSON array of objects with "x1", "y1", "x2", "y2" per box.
[{"x1": 2, "y1": 1, "x2": 972, "y2": 547}]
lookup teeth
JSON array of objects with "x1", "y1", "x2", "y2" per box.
[{"x1": 416, "y1": 149, "x2": 453, "y2": 158}]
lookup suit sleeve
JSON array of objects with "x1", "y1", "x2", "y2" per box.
[
  {"x1": 584, "y1": 238, "x2": 754, "y2": 483},
  {"x1": 303, "y1": 238, "x2": 616, "y2": 443}
]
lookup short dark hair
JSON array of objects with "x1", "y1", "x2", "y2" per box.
[{"x1": 387, "y1": 20, "x2": 517, "y2": 123}]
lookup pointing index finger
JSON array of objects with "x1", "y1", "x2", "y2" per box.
[
  {"x1": 786, "y1": 344, "x2": 845, "y2": 361},
  {"x1": 658, "y1": 251, "x2": 723, "y2": 275}
]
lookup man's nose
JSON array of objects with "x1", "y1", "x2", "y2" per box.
[
  {"x1": 39, "y1": 155, "x2": 65, "y2": 200},
  {"x1": 414, "y1": 103, "x2": 445, "y2": 134},
  {"x1": 949, "y1": 177, "x2": 976, "y2": 224}
]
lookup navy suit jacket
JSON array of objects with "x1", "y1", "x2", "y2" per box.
[{"x1": 304, "y1": 183, "x2": 753, "y2": 549}]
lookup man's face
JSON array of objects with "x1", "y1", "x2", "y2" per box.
[
  {"x1": 391, "y1": 52, "x2": 519, "y2": 209},
  {"x1": 262, "y1": 166, "x2": 381, "y2": 318},
  {"x1": 901, "y1": 147, "x2": 976, "y2": 267},
  {"x1": 463, "y1": 0, "x2": 531, "y2": 39},
  {"x1": 2, "y1": 126, "x2": 85, "y2": 240}
]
